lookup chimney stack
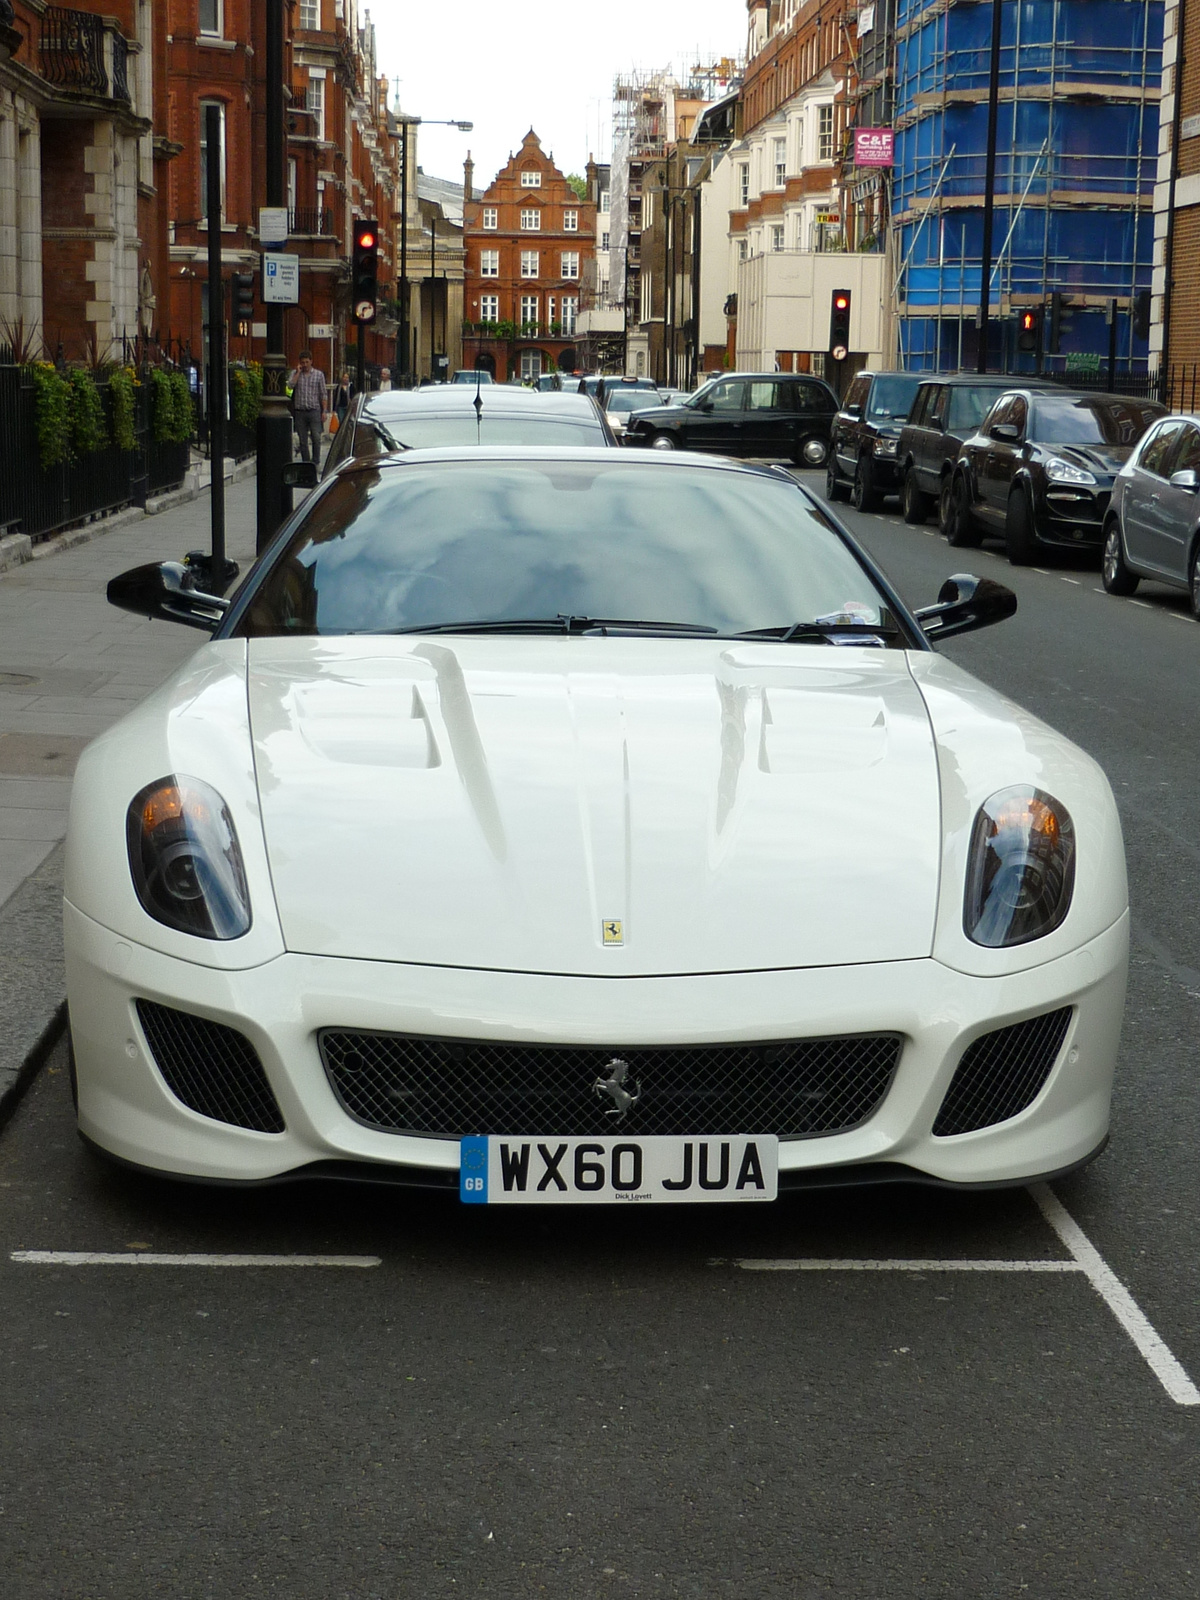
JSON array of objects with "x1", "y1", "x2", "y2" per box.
[{"x1": 463, "y1": 152, "x2": 475, "y2": 200}]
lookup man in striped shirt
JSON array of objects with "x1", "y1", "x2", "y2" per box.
[{"x1": 289, "y1": 351, "x2": 328, "y2": 465}]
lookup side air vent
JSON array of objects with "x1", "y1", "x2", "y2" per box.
[
  {"x1": 933, "y1": 1008, "x2": 1072, "y2": 1137},
  {"x1": 136, "y1": 1001, "x2": 285, "y2": 1134}
]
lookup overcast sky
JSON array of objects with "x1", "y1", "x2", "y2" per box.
[{"x1": 370, "y1": 0, "x2": 747, "y2": 191}]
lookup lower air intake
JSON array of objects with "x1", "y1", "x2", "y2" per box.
[
  {"x1": 136, "y1": 1000, "x2": 285, "y2": 1134},
  {"x1": 319, "y1": 1031, "x2": 902, "y2": 1139},
  {"x1": 933, "y1": 1007, "x2": 1072, "y2": 1137}
]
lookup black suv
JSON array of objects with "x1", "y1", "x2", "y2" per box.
[
  {"x1": 946, "y1": 388, "x2": 1165, "y2": 563},
  {"x1": 826, "y1": 370, "x2": 924, "y2": 510},
  {"x1": 897, "y1": 374, "x2": 1053, "y2": 529},
  {"x1": 623, "y1": 372, "x2": 838, "y2": 465}
]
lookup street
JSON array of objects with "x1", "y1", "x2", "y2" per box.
[{"x1": 2, "y1": 473, "x2": 1198, "y2": 1598}]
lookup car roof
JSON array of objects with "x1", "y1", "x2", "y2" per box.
[
  {"x1": 360, "y1": 388, "x2": 600, "y2": 419},
  {"x1": 331, "y1": 444, "x2": 794, "y2": 476},
  {"x1": 914, "y1": 373, "x2": 1058, "y2": 387}
]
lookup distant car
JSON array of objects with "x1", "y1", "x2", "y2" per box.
[
  {"x1": 624, "y1": 373, "x2": 838, "y2": 465},
  {"x1": 898, "y1": 374, "x2": 1054, "y2": 530},
  {"x1": 826, "y1": 370, "x2": 925, "y2": 510},
  {"x1": 321, "y1": 386, "x2": 616, "y2": 476},
  {"x1": 946, "y1": 389, "x2": 1166, "y2": 563},
  {"x1": 451, "y1": 369, "x2": 494, "y2": 384},
  {"x1": 1105, "y1": 412, "x2": 1200, "y2": 616},
  {"x1": 604, "y1": 387, "x2": 664, "y2": 440}
]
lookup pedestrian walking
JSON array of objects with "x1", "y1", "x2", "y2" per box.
[
  {"x1": 378, "y1": 367, "x2": 393, "y2": 393},
  {"x1": 331, "y1": 369, "x2": 354, "y2": 427},
  {"x1": 288, "y1": 350, "x2": 328, "y2": 465}
]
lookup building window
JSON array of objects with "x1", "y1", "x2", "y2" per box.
[
  {"x1": 818, "y1": 105, "x2": 835, "y2": 162},
  {"x1": 546, "y1": 295, "x2": 556, "y2": 328},
  {"x1": 600, "y1": 231, "x2": 610, "y2": 252},
  {"x1": 519, "y1": 350, "x2": 543, "y2": 381},
  {"x1": 307, "y1": 76, "x2": 325, "y2": 141},
  {"x1": 287, "y1": 157, "x2": 297, "y2": 216},
  {"x1": 480, "y1": 249, "x2": 500, "y2": 277},
  {"x1": 520, "y1": 169, "x2": 542, "y2": 187},
  {"x1": 482, "y1": 207, "x2": 498, "y2": 229},
  {"x1": 599, "y1": 189, "x2": 610, "y2": 214},
  {"x1": 520, "y1": 294, "x2": 539, "y2": 328},
  {"x1": 478, "y1": 293, "x2": 499, "y2": 323},
  {"x1": 198, "y1": 99, "x2": 225, "y2": 219},
  {"x1": 520, "y1": 250, "x2": 539, "y2": 278},
  {"x1": 564, "y1": 209, "x2": 578, "y2": 231},
  {"x1": 199, "y1": 0, "x2": 222, "y2": 35},
  {"x1": 298, "y1": 0, "x2": 320, "y2": 28},
  {"x1": 561, "y1": 296, "x2": 577, "y2": 334},
  {"x1": 640, "y1": 270, "x2": 653, "y2": 323},
  {"x1": 520, "y1": 208, "x2": 541, "y2": 230},
  {"x1": 738, "y1": 239, "x2": 748, "y2": 262},
  {"x1": 774, "y1": 138, "x2": 787, "y2": 187},
  {"x1": 560, "y1": 251, "x2": 579, "y2": 279},
  {"x1": 739, "y1": 163, "x2": 750, "y2": 207},
  {"x1": 771, "y1": 225, "x2": 785, "y2": 252}
]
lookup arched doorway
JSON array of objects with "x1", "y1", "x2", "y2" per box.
[{"x1": 474, "y1": 351, "x2": 496, "y2": 377}]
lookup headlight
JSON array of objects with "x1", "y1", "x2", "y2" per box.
[
  {"x1": 964, "y1": 786, "x2": 1075, "y2": 947},
  {"x1": 1045, "y1": 457, "x2": 1096, "y2": 485},
  {"x1": 127, "y1": 775, "x2": 252, "y2": 939},
  {"x1": 874, "y1": 435, "x2": 899, "y2": 456}
]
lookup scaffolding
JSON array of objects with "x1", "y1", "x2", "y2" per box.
[{"x1": 891, "y1": 0, "x2": 1163, "y2": 373}]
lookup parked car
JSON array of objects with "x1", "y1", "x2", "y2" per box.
[
  {"x1": 320, "y1": 385, "x2": 615, "y2": 476},
  {"x1": 826, "y1": 370, "x2": 925, "y2": 510},
  {"x1": 898, "y1": 374, "x2": 1054, "y2": 529},
  {"x1": 604, "y1": 386, "x2": 664, "y2": 441},
  {"x1": 624, "y1": 373, "x2": 838, "y2": 465},
  {"x1": 1104, "y1": 412, "x2": 1200, "y2": 616},
  {"x1": 945, "y1": 389, "x2": 1166, "y2": 563},
  {"x1": 89, "y1": 448, "x2": 1126, "y2": 1193}
]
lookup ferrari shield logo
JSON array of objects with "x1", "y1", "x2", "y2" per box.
[{"x1": 602, "y1": 920, "x2": 624, "y2": 946}]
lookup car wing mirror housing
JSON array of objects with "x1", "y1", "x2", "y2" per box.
[
  {"x1": 1169, "y1": 467, "x2": 1200, "y2": 492},
  {"x1": 106, "y1": 561, "x2": 230, "y2": 632},
  {"x1": 914, "y1": 573, "x2": 1017, "y2": 641},
  {"x1": 844, "y1": 402, "x2": 863, "y2": 418},
  {"x1": 282, "y1": 461, "x2": 319, "y2": 488},
  {"x1": 990, "y1": 422, "x2": 1021, "y2": 442}
]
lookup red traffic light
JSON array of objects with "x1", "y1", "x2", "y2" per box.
[
  {"x1": 1021, "y1": 311, "x2": 1036, "y2": 331},
  {"x1": 358, "y1": 230, "x2": 376, "y2": 250},
  {"x1": 834, "y1": 295, "x2": 849, "y2": 311}
]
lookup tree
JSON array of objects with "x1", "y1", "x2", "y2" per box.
[{"x1": 566, "y1": 173, "x2": 587, "y2": 201}]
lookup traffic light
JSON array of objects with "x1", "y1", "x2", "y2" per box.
[
  {"x1": 352, "y1": 220, "x2": 379, "y2": 324},
  {"x1": 828, "y1": 289, "x2": 852, "y2": 361},
  {"x1": 1132, "y1": 288, "x2": 1151, "y2": 341},
  {"x1": 1017, "y1": 307, "x2": 1041, "y2": 354},
  {"x1": 1048, "y1": 291, "x2": 1064, "y2": 353},
  {"x1": 231, "y1": 272, "x2": 255, "y2": 330}
]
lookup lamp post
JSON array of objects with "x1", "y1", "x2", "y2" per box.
[{"x1": 395, "y1": 113, "x2": 472, "y2": 386}]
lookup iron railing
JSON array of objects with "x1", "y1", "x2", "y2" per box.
[
  {"x1": 288, "y1": 207, "x2": 334, "y2": 236},
  {"x1": 40, "y1": 7, "x2": 107, "y2": 96},
  {"x1": 111, "y1": 32, "x2": 130, "y2": 105}
]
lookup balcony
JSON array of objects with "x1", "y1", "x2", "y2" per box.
[
  {"x1": 288, "y1": 207, "x2": 335, "y2": 237},
  {"x1": 39, "y1": 7, "x2": 131, "y2": 104}
]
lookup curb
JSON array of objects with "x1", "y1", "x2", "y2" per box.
[
  {"x1": 0, "y1": 1001, "x2": 67, "y2": 1135},
  {"x1": 0, "y1": 843, "x2": 68, "y2": 1135}
]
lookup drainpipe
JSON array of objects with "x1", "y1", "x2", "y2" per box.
[{"x1": 1162, "y1": 0, "x2": 1188, "y2": 390}]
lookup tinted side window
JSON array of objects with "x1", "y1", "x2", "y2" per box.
[
  {"x1": 1170, "y1": 423, "x2": 1200, "y2": 475},
  {"x1": 1007, "y1": 397, "x2": 1028, "y2": 437},
  {"x1": 795, "y1": 381, "x2": 833, "y2": 414},
  {"x1": 930, "y1": 386, "x2": 950, "y2": 426},
  {"x1": 986, "y1": 395, "x2": 1017, "y2": 434},
  {"x1": 709, "y1": 381, "x2": 746, "y2": 411},
  {"x1": 910, "y1": 385, "x2": 934, "y2": 426},
  {"x1": 845, "y1": 375, "x2": 870, "y2": 411},
  {"x1": 746, "y1": 381, "x2": 784, "y2": 411},
  {"x1": 1139, "y1": 419, "x2": 1187, "y2": 477}
]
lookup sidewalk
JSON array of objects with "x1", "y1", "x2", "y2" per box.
[{"x1": 0, "y1": 476, "x2": 261, "y2": 1122}]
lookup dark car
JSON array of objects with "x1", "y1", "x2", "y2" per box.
[
  {"x1": 945, "y1": 389, "x2": 1167, "y2": 564},
  {"x1": 897, "y1": 374, "x2": 1054, "y2": 529},
  {"x1": 826, "y1": 370, "x2": 925, "y2": 510},
  {"x1": 321, "y1": 385, "x2": 616, "y2": 477},
  {"x1": 624, "y1": 372, "x2": 839, "y2": 466},
  {"x1": 1104, "y1": 412, "x2": 1200, "y2": 616}
]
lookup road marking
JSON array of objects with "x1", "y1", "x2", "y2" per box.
[
  {"x1": 1033, "y1": 568, "x2": 1051, "y2": 575},
  {"x1": 1130, "y1": 599, "x2": 1151, "y2": 608},
  {"x1": 1030, "y1": 1184, "x2": 1200, "y2": 1407},
  {"x1": 10, "y1": 1252, "x2": 381, "y2": 1268},
  {"x1": 1060, "y1": 577, "x2": 1082, "y2": 585},
  {"x1": 716, "y1": 1259, "x2": 1081, "y2": 1273}
]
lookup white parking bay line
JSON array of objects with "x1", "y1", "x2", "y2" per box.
[
  {"x1": 1060, "y1": 577, "x2": 1082, "y2": 585},
  {"x1": 11, "y1": 1252, "x2": 381, "y2": 1268},
  {"x1": 1030, "y1": 1184, "x2": 1200, "y2": 1406},
  {"x1": 718, "y1": 1258, "x2": 1082, "y2": 1273}
]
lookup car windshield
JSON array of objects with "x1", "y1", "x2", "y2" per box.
[
  {"x1": 948, "y1": 386, "x2": 1012, "y2": 432},
  {"x1": 1031, "y1": 397, "x2": 1164, "y2": 445},
  {"x1": 606, "y1": 391, "x2": 658, "y2": 415},
  {"x1": 358, "y1": 414, "x2": 607, "y2": 449},
  {"x1": 867, "y1": 374, "x2": 922, "y2": 421},
  {"x1": 237, "y1": 459, "x2": 901, "y2": 642}
]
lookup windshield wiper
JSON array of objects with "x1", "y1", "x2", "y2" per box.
[
  {"x1": 731, "y1": 621, "x2": 900, "y2": 643},
  {"x1": 368, "y1": 421, "x2": 408, "y2": 451},
  {"x1": 368, "y1": 616, "x2": 721, "y2": 637}
]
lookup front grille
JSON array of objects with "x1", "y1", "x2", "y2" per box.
[
  {"x1": 932, "y1": 1007, "x2": 1072, "y2": 1137},
  {"x1": 136, "y1": 1001, "x2": 285, "y2": 1134},
  {"x1": 319, "y1": 1031, "x2": 902, "y2": 1139}
]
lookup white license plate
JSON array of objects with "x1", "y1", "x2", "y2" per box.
[{"x1": 459, "y1": 1135, "x2": 778, "y2": 1205}]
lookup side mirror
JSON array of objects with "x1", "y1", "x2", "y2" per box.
[
  {"x1": 914, "y1": 574, "x2": 1017, "y2": 641},
  {"x1": 1169, "y1": 468, "x2": 1200, "y2": 492},
  {"x1": 699, "y1": 399, "x2": 714, "y2": 413},
  {"x1": 844, "y1": 402, "x2": 863, "y2": 418},
  {"x1": 990, "y1": 422, "x2": 1021, "y2": 442},
  {"x1": 106, "y1": 561, "x2": 230, "y2": 632},
  {"x1": 282, "y1": 461, "x2": 319, "y2": 488}
]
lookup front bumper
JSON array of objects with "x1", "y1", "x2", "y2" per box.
[
  {"x1": 1035, "y1": 484, "x2": 1112, "y2": 548},
  {"x1": 66, "y1": 900, "x2": 1128, "y2": 1190}
]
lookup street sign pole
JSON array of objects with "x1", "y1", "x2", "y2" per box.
[
  {"x1": 204, "y1": 103, "x2": 226, "y2": 584},
  {"x1": 256, "y1": 0, "x2": 293, "y2": 553}
]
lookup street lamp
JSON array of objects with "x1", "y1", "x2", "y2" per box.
[{"x1": 395, "y1": 113, "x2": 473, "y2": 386}]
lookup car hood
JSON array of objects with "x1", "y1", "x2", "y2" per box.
[
  {"x1": 1040, "y1": 442, "x2": 1132, "y2": 479},
  {"x1": 625, "y1": 405, "x2": 686, "y2": 424},
  {"x1": 246, "y1": 638, "x2": 942, "y2": 975}
]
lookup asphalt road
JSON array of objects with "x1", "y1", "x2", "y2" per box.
[{"x1": 2, "y1": 476, "x2": 1199, "y2": 1598}]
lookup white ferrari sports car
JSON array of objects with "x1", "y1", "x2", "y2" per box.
[{"x1": 65, "y1": 448, "x2": 1127, "y2": 1202}]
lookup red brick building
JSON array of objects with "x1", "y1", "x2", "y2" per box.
[{"x1": 462, "y1": 131, "x2": 596, "y2": 381}]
